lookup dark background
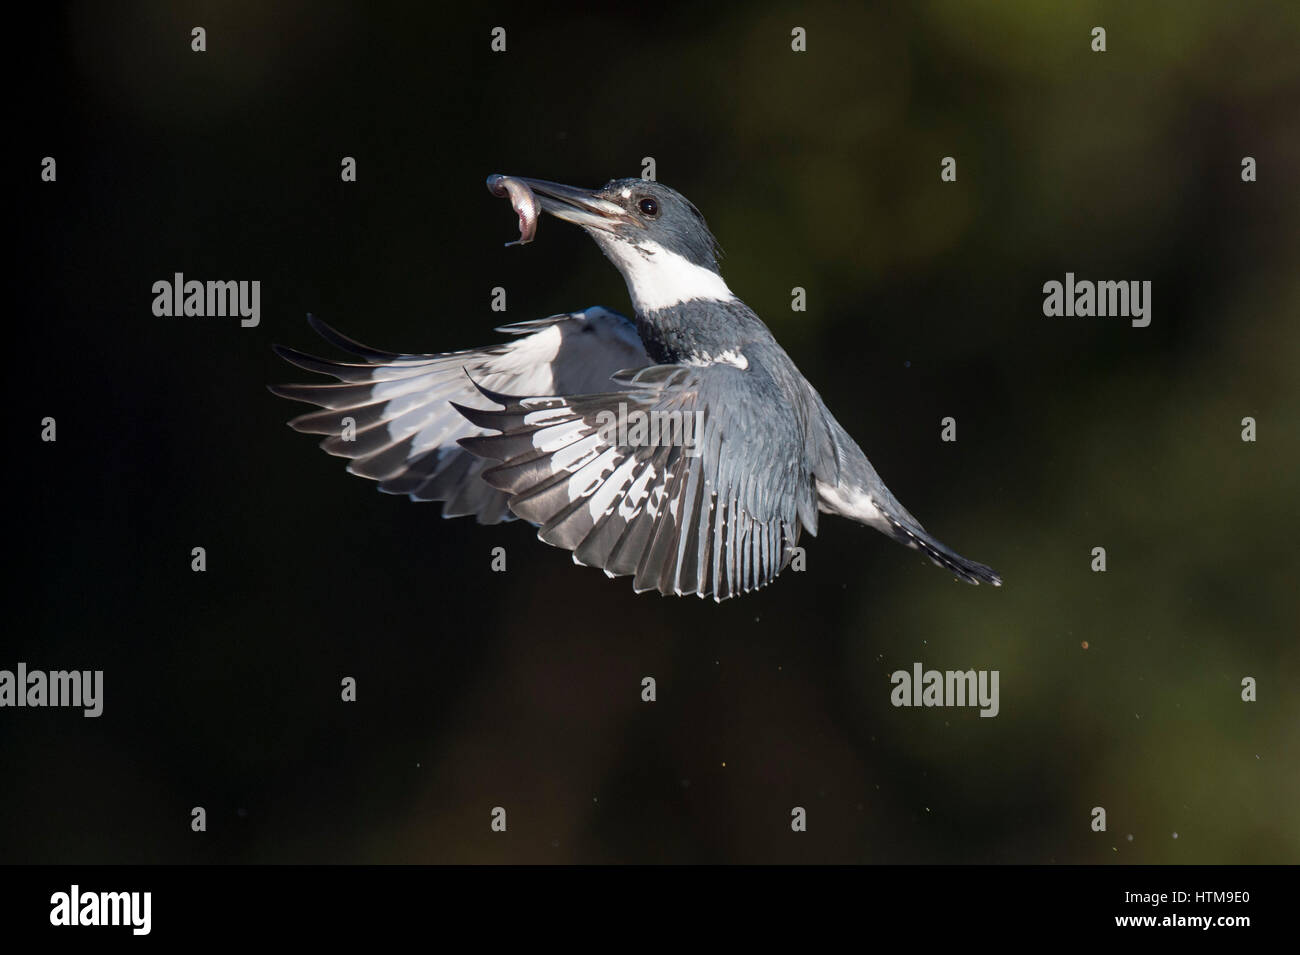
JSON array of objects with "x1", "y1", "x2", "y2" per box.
[{"x1": 7, "y1": 1, "x2": 1298, "y2": 864}]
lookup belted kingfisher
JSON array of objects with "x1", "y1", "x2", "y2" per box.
[{"x1": 272, "y1": 176, "x2": 1001, "y2": 600}]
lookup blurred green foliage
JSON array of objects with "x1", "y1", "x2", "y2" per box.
[{"x1": 8, "y1": 0, "x2": 1297, "y2": 863}]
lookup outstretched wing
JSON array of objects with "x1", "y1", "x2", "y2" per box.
[
  {"x1": 455, "y1": 361, "x2": 820, "y2": 600},
  {"x1": 269, "y1": 308, "x2": 649, "y2": 523}
]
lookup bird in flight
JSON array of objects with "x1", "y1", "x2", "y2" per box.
[{"x1": 271, "y1": 175, "x2": 1001, "y2": 600}]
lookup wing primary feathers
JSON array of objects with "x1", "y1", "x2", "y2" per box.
[
  {"x1": 453, "y1": 363, "x2": 811, "y2": 600},
  {"x1": 270, "y1": 309, "x2": 649, "y2": 526}
]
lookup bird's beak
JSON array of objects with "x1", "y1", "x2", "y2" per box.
[{"x1": 512, "y1": 177, "x2": 632, "y2": 232}]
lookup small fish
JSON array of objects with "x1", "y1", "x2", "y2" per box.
[{"x1": 486, "y1": 174, "x2": 539, "y2": 246}]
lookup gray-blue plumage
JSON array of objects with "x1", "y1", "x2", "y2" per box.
[{"x1": 271, "y1": 175, "x2": 1001, "y2": 599}]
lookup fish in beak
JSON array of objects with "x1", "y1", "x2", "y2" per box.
[{"x1": 487, "y1": 174, "x2": 632, "y2": 245}]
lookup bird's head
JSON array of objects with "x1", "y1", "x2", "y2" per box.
[{"x1": 507, "y1": 176, "x2": 733, "y2": 314}]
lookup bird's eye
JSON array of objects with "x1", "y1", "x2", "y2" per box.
[{"x1": 638, "y1": 197, "x2": 659, "y2": 217}]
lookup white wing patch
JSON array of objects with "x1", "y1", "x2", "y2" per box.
[{"x1": 685, "y1": 349, "x2": 748, "y2": 370}]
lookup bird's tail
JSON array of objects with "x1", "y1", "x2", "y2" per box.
[
  {"x1": 813, "y1": 404, "x2": 1002, "y2": 586},
  {"x1": 878, "y1": 511, "x2": 1002, "y2": 586}
]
